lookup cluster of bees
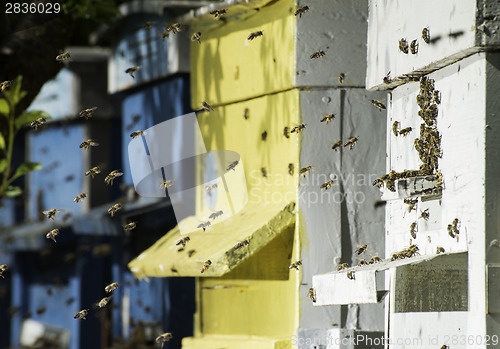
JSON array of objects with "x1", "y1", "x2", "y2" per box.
[
  {"x1": 74, "y1": 282, "x2": 119, "y2": 320},
  {"x1": 331, "y1": 245, "x2": 382, "y2": 281},
  {"x1": 390, "y1": 244, "x2": 420, "y2": 261},
  {"x1": 398, "y1": 27, "x2": 431, "y2": 55}
]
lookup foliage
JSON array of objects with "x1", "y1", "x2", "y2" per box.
[{"x1": 0, "y1": 76, "x2": 51, "y2": 198}]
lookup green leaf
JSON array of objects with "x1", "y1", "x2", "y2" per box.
[
  {"x1": 0, "y1": 159, "x2": 6, "y2": 173},
  {"x1": 5, "y1": 185, "x2": 22, "y2": 197},
  {"x1": 0, "y1": 99, "x2": 9, "y2": 117},
  {"x1": 15, "y1": 110, "x2": 52, "y2": 130},
  {"x1": 2, "y1": 76, "x2": 25, "y2": 106},
  {"x1": 11, "y1": 162, "x2": 42, "y2": 182},
  {"x1": 0, "y1": 133, "x2": 5, "y2": 150}
]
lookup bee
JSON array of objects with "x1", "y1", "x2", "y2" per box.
[
  {"x1": 320, "y1": 180, "x2": 335, "y2": 190},
  {"x1": 46, "y1": 229, "x2": 59, "y2": 242},
  {"x1": 331, "y1": 140, "x2": 342, "y2": 151},
  {"x1": 261, "y1": 131, "x2": 268, "y2": 141},
  {"x1": 403, "y1": 198, "x2": 418, "y2": 212},
  {"x1": 420, "y1": 209, "x2": 430, "y2": 221},
  {"x1": 235, "y1": 240, "x2": 249, "y2": 250},
  {"x1": 56, "y1": 52, "x2": 71, "y2": 63},
  {"x1": 105, "y1": 170, "x2": 124, "y2": 185},
  {"x1": 392, "y1": 121, "x2": 400, "y2": 136},
  {"x1": 435, "y1": 171, "x2": 443, "y2": 189},
  {"x1": 159, "y1": 30, "x2": 170, "y2": 40},
  {"x1": 191, "y1": 31, "x2": 202, "y2": 44},
  {"x1": 176, "y1": 236, "x2": 190, "y2": 248},
  {"x1": 399, "y1": 127, "x2": 412, "y2": 136},
  {"x1": 79, "y1": 107, "x2": 97, "y2": 119},
  {"x1": 74, "y1": 309, "x2": 88, "y2": 320},
  {"x1": 355, "y1": 244, "x2": 367, "y2": 255},
  {"x1": 0, "y1": 80, "x2": 11, "y2": 91},
  {"x1": 344, "y1": 137, "x2": 358, "y2": 150},
  {"x1": 209, "y1": 210, "x2": 223, "y2": 220},
  {"x1": 346, "y1": 271, "x2": 355, "y2": 280},
  {"x1": 371, "y1": 99, "x2": 386, "y2": 111},
  {"x1": 372, "y1": 178, "x2": 383, "y2": 188},
  {"x1": 310, "y1": 49, "x2": 326, "y2": 59},
  {"x1": 336, "y1": 263, "x2": 349, "y2": 271},
  {"x1": 107, "y1": 203, "x2": 122, "y2": 217},
  {"x1": 283, "y1": 126, "x2": 290, "y2": 138},
  {"x1": 74, "y1": 192, "x2": 87, "y2": 203},
  {"x1": 43, "y1": 208, "x2": 61, "y2": 220},
  {"x1": 433, "y1": 90, "x2": 441, "y2": 104},
  {"x1": 410, "y1": 222, "x2": 418, "y2": 239},
  {"x1": 36, "y1": 306, "x2": 46, "y2": 315},
  {"x1": 0, "y1": 264, "x2": 8, "y2": 278},
  {"x1": 197, "y1": 221, "x2": 211, "y2": 231},
  {"x1": 201, "y1": 260, "x2": 212, "y2": 273},
  {"x1": 307, "y1": 288, "x2": 316, "y2": 302},
  {"x1": 205, "y1": 183, "x2": 217, "y2": 193},
  {"x1": 399, "y1": 38, "x2": 409, "y2": 53},
  {"x1": 200, "y1": 101, "x2": 214, "y2": 112},
  {"x1": 30, "y1": 117, "x2": 47, "y2": 130},
  {"x1": 436, "y1": 246, "x2": 445, "y2": 254},
  {"x1": 160, "y1": 179, "x2": 174, "y2": 189},
  {"x1": 295, "y1": 5, "x2": 309, "y2": 18},
  {"x1": 243, "y1": 108, "x2": 249, "y2": 120},
  {"x1": 125, "y1": 65, "x2": 141, "y2": 78},
  {"x1": 369, "y1": 256, "x2": 381, "y2": 264},
  {"x1": 130, "y1": 130, "x2": 145, "y2": 138},
  {"x1": 226, "y1": 160, "x2": 239, "y2": 171},
  {"x1": 300, "y1": 166, "x2": 312, "y2": 177},
  {"x1": 156, "y1": 333, "x2": 173, "y2": 343},
  {"x1": 142, "y1": 21, "x2": 156, "y2": 29},
  {"x1": 288, "y1": 163, "x2": 294, "y2": 176},
  {"x1": 188, "y1": 250, "x2": 196, "y2": 257},
  {"x1": 452, "y1": 218, "x2": 460, "y2": 235},
  {"x1": 289, "y1": 260, "x2": 302, "y2": 270},
  {"x1": 79, "y1": 139, "x2": 99, "y2": 150},
  {"x1": 410, "y1": 39, "x2": 418, "y2": 54},
  {"x1": 358, "y1": 259, "x2": 368, "y2": 266},
  {"x1": 209, "y1": 9, "x2": 227, "y2": 18},
  {"x1": 261, "y1": 167, "x2": 267, "y2": 178},
  {"x1": 383, "y1": 71, "x2": 392, "y2": 84},
  {"x1": 320, "y1": 113, "x2": 335, "y2": 124},
  {"x1": 247, "y1": 31, "x2": 263, "y2": 40},
  {"x1": 122, "y1": 222, "x2": 137, "y2": 231},
  {"x1": 98, "y1": 296, "x2": 112, "y2": 308},
  {"x1": 291, "y1": 124, "x2": 306, "y2": 133},
  {"x1": 105, "y1": 282, "x2": 119, "y2": 293},
  {"x1": 338, "y1": 73, "x2": 345, "y2": 84},
  {"x1": 165, "y1": 23, "x2": 181, "y2": 34},
  {"x1": 422, "y1": 27, "x2": 431, "y2": 43}
]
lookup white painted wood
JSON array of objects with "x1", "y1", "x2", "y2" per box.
[{"x1": 313, "y1": 270, "x2": 378, "y2": 305}]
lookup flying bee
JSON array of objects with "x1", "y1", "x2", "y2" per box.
[
  {"x1": 371, "y1": 99, "x2": 386, "y2": 111},
  {"x1": 56, "y1": 52, "x2": 71, "y2": 63},
  {"x1": 205, "y1": 183, "x2": 217, "y2": 193},
  {"x1": 42, "y1": 208, "x2": 61, "y2": 220},
  {"x1": 291, "y1": 124, "x2": 306, "y2": 133},
  {"x1": 338, "y1": 73, "x2": 345, "y2": 84},
  {"x1": 294, "y1": 5, "x2": 309, "y2": 18},
  {"x1": 79, "y1": 139, "x2": 99, "y2": 150},
  {"x1": 200, "y1": 101, "x2": 214, "y2": 112},
  {"x1": 105, "y1": 170, "x2": 124, "y2": 185},
  {"x1": 201, "y1": 260, "x2": 212, "y2": 273},
  {"x1": 0, "y1": 264, "x2": 7, "y2": 278},
  {"x1": 310, "y1": 49, "x2": 326, "y2": 59},
  {"x1": 107, "y1": 203, "x2": 122, "y2": 217},
  {"x1": 130, "y1": 130, "x2": 145, "y2": 138},
  {"x1": 74, "y1": 192, "x2": 86, "y2": 203},
  {"x1": 226, "y1": 160, "x2": 239, "y2": 171},
  {"x1": 197, "y1": 221, "x2": 211, "y2": 231},
  {"x1": 355, "y1": 244, "x2": 367, "y2": 255},
  {"x1": 247, "y1": 31, "x2": 263, "y2": 40},
  {"x1": 436, "y1": 246, "x2": 445, "y2": 254},
  {"x1": 288, "y1": 163, "x2": 294, "y2": 176},
  {"x1": 399, "y1": 127, "x2": 412, "y2": 136},
  {"x1": 188, "y1": 250, "x2": 196, "y2": 257},
  {"x1": 383, "y1": 71, "x2": 392, "y2": 84},
  {"x1": 142, "y1": 21, "x2": 156, "y2": 29},
  {"x1": 410, "y1": 222, "x2": 418, "y2": 239},
  {"x1": 46, "y1": 229, "x2": 59, "y2": 242},
  {"x1": 307, "y1": 288, "x2": 316, "y2": 302},
  {"x1": 344, "y1": 137, "x2": 358, "y2": 150},
  {"x1": 74, "y1": 309, "x2": 88, "y2": 320},
  {"x1": 392, "y1": 121, "x2": 400, "y2": 136},
  {"x1": 79, "y1": 107, "x2": 97, "y2": 119},
  {"x1": 165, "y1": 23, "x2": 181, "y2": 34},
  {"x1": 98, "y1": 296, "x2": 112, "y2": 308},
  {"x1": 0, "y1": 80, "x2": 11, "y2": 91},
  {"x1": 422, "y1": 27, "x2": 431, "y2": 43},
  {"x1": 410, "y1": 39, "x2": 418, "y2": 54},
  {"x1": 261, "y1": 131, "x2": 268, "y2": 141},
  {"x1": 191, "y1": 31, "x2": 202, "y2": 44},
  {"x1": 452, "y1": 218, "x2": 460, "y2": 235},
  {"x1": 105, "y1": 282, "x2": 119, "y2": 293},
  {"x1": 320, "y1": 180, "x2": 335, "y2": 190},
  {"x1": 289, "y1": 260, "x2": 302, "y2": 270},
  {"x1": 347, "y1": 271, "x2": 355, "y2": 280},
  {"x1": 209, "y1": 210, "x2": 223, "y2": 220},
  {"x1": 403, "y1": 198, "x2": 418, "y2": 212},
  {"x1": 369, "y1": 256, "x2": 381, "y2": 264},
  {"x1": 30, "y1": 117, "x2": 47, "y2": 130},
  {"x1": 125, "y1": 65, "x2": 141, "y2": 78},
  {"x1": 447, "y1": 224, "x2": 455, "y2": 238},
  {"x1": 122, "y1": 222, "x2": 137, "y2": 231},
  {"x1": 300, "y1": 166, "x2": 312, "y2": 177},
  {"x1": 235, "y1": 240, "x2": 249, "y2": 250},
  {"x1": 433, "y1": 90, "x2": 441, "y2": 104},
  {"x1": 420, "y1": 209, "x2": 430, "y2": 221},
  {"x1": 243, "y1": 108, "x2": 249, "y2": 120},
  {"x1": 176, "y1": 236, "x2": 190, "y2": 248},
  {"x1": 320, "y1": 113, "x2": 335, "y2": 124},
  {"x1": 261, "y1": 167, "x2": 267, "y2": 178},
  {"x1": 283, "y1": 126, "x2": 290, "y2": 138},
  {"x1": 331, "y1": 140, "x2": 342, "y2": 151},
  {"x1": 209, "y1": 9, "x2": 227, "y2": 18},
  {"x1": 337, "y1": 263, "x2": 349, "y2": 271},
  {"x1": 399, "y1": 38, "x2": 409, "y2": 53},
  {"x1": 36, "y1": 307, "x2": 46, "y2": 315},
  {"x1": 159, "y1": 30, "x2": 170, "y2": 40},
  {"x1": 156, "y1": 333, "x2": 173, "y2": 343},
  {"x1": 160, "y1": 179, "x2": 174, "y2": 189}
]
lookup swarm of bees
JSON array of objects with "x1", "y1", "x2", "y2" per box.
[
  {"x1": 247, "y1": 31, "x2": 263, "y2": 41},
  {"x1": 74, "y1": 309, "x2": 88, "y2": 320},
  {"x1": 320, "y1": 179, "x2": 334, "y2": 190},
  {"x1": 125, "y1": 65, "x2": 141, "y2": 78},
  {"x1": 209, "y1": 9, "x2": 226, "y2": 18},
  {"x1": 56, "y1": 52, "x2": 71, "y2": 63},
  {"x1": 201, "y1": 260, "x2": 212, "y2": 273},
  {"x1": 390, "y1": 244, "x2": 419, "y2": 261},
  {"x1": 310, "y1": 49, "x2": 326, "y2": 59},
  {"x1": 105, "y1": 170, "x2": 123, "y2": 186},
  {"x1": 307, "y1": 288, "x2": 316, "y2": 302},
  {"x1": 107, "y1": 203, "x2": 122, "y2": 217},
  {"x1": 31, "y1": 117, "x2": 47, "y2": 130},
  {"x1": 79, "y1": 107, "x2": 97, "y2": 119},
  {"x1": 122, "y1": 222, "x2": 137, "y2": 232},
  {"x1": 46, "y1": 229, "x2": 59, "y2": 242},
  {"x1": 295, "y1": 5, "x2": 309, "y2": 18},
  {"x1": 235, "y1": 240, "x2": 249, "y2": 250},
  {"x1": 289, "y1": 260, "x2": 302, "y2": 270},
  {"x1": 344, "y1": 137, "x2": 358, "y2": 150},
  {"x1": 398, "y1": 38, "x2": 409, "y2": 54},
  {"x1": 320, "y1": 113, "x2": 335, "y2": 124},
  {"x1": 130, "y1": 130, "x2": 145, "y2": 138},
  {"x1": 291, "y1": 123, "x2": 306, "y2": 133},
  {"x1": 80, "y1": 139, "x2": 99, "y2": 150},
  {"x1": 371, "y1": 99, "x2": 386, "y2": 111},
  {"x1": 191, "y1": 32, "x2": 202, "y2": 44},
  {"x1": 74, "y1": 193, "x2": 87, "y2": 203}
]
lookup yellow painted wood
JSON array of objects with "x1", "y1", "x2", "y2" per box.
[
  {"x1": 182, "y1": 335, "x2": 291, "y2": 349},
  {"x1": 190, "y1": 0, "x2": 296, "y2": 107}
]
